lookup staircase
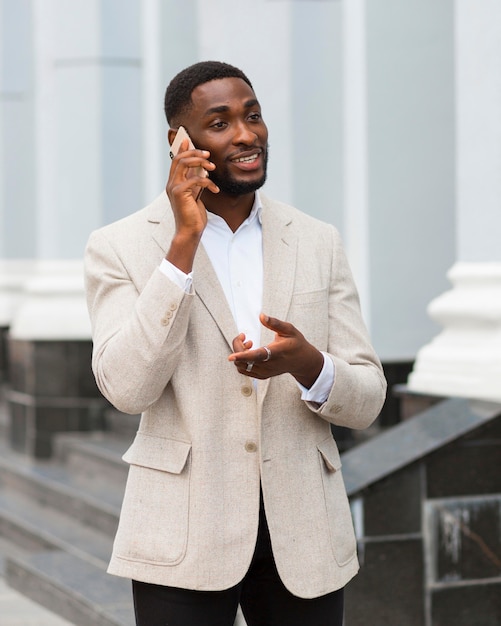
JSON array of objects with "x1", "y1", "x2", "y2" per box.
[
  {"x1": 0, "y1": 406, "x2": 250, "y2": 626},
  {"x1": 0, "y1": 395, "x2": 138, "y2": 626}
]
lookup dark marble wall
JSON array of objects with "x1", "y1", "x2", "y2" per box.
[
  {"x1": 344, "y1": 401, "x2": 501, "y2": 626},
  {"x1": 6, "y1": 338, "x2": 108, "y2": 457},
  {"x1": 0, "y1": 327, "x2": 9, "y2": 382}
]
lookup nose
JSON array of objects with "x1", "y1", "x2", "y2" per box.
[{"x1": 232, "y1": 121, "x2": 258, "y2": 145}]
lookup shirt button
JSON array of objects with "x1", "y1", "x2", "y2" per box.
[
  {"x1": 245, "y1": 441, "x2": 257, "y2": 453},
  {"x1": 241, "y1": 385, "x2": 253, "y2": 397}
]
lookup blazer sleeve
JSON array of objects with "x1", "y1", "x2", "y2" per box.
[
  {"x1": 305, "y1": 225, "x2": 387, "y2": 429},
  {"x1": 84, "y1": 228, "x2": 193, "y2": 415}
]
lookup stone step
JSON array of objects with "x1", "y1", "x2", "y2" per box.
[
  {"x1": 0, "y1": 421, "x2": 251, "y2": 625},
  {"x1": 54, "y1": 431, "x2": 132, "y2": 488},
  {"x1": 0, "y1": 440, "x2": 121, "y2": 536},
  {"x1": 0, "y1": 535, "x2": 32, "y2": 576},
  {"x1": 6, "y1": 550, "x2": 135, "y2": 626},
  {"x1": 0, "y1": 434, "x2": 135, "y2": 625},
  {"x1": 0, "y1": 487, "x2": 112, "y2": 567}
]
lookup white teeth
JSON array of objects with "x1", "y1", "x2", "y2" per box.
[{"x1": 234, "y1": 154, "x2": 258, "y2": 163}]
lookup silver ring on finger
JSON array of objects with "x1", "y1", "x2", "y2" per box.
[
  {"x1": 246, "y1": 361, "x2": 254, "y2": 372},
  {"x1": 263, "y1": 346, "x2": 272, "y2": 362}
]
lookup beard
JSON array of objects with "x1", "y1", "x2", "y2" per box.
[{"x1": 208, "y1": 147, "x2": 268, "y2": 196}]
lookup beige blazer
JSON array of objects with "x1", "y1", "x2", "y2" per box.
[{"x1": 84, "y1": 192, "x2": 386, "y2": 598}]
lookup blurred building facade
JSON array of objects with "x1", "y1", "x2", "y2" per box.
[
  {"x1": 0, "y1": 0, "x2": 500, "y2": 434},
  {"x1": 0, "y1": 3, "x2": 500, "y2": 625}
]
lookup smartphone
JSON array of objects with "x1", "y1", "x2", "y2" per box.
[{"x1": 169, "y1": 126, "x2": 208, "y2": 181}]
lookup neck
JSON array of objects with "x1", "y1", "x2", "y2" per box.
[{"x1": 202, "y1": 190, "x2": 255, "y2": 233}]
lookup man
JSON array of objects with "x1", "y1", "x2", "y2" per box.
[{"x1": 85, "y1": 61, "x2": 386, "y2": 626}]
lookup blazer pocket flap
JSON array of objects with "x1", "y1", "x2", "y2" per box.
[
  {"x1": 291, "y1": 288, "x2": 327, "y2": 306},
  {"x1": 122, "y1": 433, "x2": 191, "y2": 474},
  {"x1": 317, "y1": 436, "x2": 342, "y2": 472}
]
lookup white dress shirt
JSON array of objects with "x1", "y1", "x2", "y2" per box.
[{"x1": 159, "y1": 191, "x2": 334, "y2": 403}]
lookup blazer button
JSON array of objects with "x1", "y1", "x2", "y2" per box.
[
  {"x1": 169, "y1": 303, "x2": 177, "y2": 311},
  {"x1": 245, "y1": 441, "x2": 257, "y2": 453},
  {"x1": 241, "y1": 385, "x2": 253, "y2": 397},
  {"x1": 161, "y1": 317, "x2": 170, "y2": 326}
]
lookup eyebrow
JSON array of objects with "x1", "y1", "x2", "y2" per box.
[{"x1": 203, "y1": 98, "x2": 260, "y2": 117}]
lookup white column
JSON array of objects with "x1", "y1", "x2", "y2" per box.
[
  {"x1": 8, "y1": 260, "x2": 90, "y2": 340},
  {"x1": 8, "y1": 0, "x2": 142, "y2": 342},
  {"x1": 342, "y1": 0, "x2": 370, "y2": 325},
  {"x1": 289, "y1": 1, "x2": 344, "y2": 229},
  {"x1": 141, "y1": 0, "x2": 164, "y2": 202},
  {"x1": 0, "y1": 260, "x2": 35, "y2": 329},
  {"x1": 33, "y1": 0, "x2": 142, "y2": 257},
  {"x1": 0, "y1": 0, "x2": 36, "y2": 259},
  {"x1": 408, "y1": 0, "x2": 501, "y2": 402}
]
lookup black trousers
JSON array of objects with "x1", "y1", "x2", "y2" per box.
[{"x1": 132, "y1": 498, "x2": 344, "y2": 626}]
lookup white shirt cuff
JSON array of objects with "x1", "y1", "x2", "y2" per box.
[
  {"x1": 159, "y1": 258, "x2": 193, "y2": 293},
  {"x1": 296, "y1": 352, "x2": 335, "y2": 404}
]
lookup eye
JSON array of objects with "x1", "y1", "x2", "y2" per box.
[
  {"x1": 248, "y1": 112, "x2": 262, "y2": 122},
  {"x1": 210, "y1": 120, "x2": 227, "y2": 129}
]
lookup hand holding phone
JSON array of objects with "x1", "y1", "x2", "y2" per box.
[
  {"x1": 166, "y1": 126, "x2": 215, "y2": 273},
  {"x1": 169, "y1": 126, "x2": 209, "y2": 182}
]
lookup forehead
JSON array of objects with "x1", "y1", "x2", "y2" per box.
[{"x1": 190, "y1": 77, "x2": 259, "y2": 116}]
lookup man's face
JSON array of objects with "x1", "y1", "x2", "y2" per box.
[{"x1": 182, "y1": 77, "x2": 268, "y2": 196}]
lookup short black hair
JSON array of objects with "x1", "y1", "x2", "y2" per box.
[{"x1": 164, "y1": 61, "x2": 253, "y2": 127}]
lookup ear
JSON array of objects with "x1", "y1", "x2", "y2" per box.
[{"x1": 167, "y1": 128, "x2": 177, "y2": 146}]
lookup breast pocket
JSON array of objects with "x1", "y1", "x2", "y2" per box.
[
  {"x1": 288, "y1": 288, "x2": 329, "y2": 349},
  {"x1": 114, "y1": 433, "x2": 192, "y2": 566}
]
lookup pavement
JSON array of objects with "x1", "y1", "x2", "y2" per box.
[
  {"x1": 0, "y1": 576, "x2": 247, "y2": 625},
  {"x1": 0, "y1": 577, "x2": 74, "y2": 626}
]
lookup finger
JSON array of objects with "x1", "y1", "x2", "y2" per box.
[
  {"x1": 172, "y1": 146, "x2": 210, "y2": 162},
  {"x1": 259, "y1": 313, "x2": 295, "y2": 336},
  {"x1": 171, "y1": 157, "x2": 215, "y2": 182},
  {"x1": 231, "y1": 333, "x2": 247, "y2": 354},
  {"x1": 229, "y1": 349, "x2": 257, "y2": 364},
  {"x1": 195, "y1": 174, "x2": 219, "y2": 196},
  {"x1": 230, "y1": 345, "x2": 269, "y2": 364},
  {"x1": 230, "y1": 335, "x2": 254, "y2": 356},
  {"x1": 182, "y1": 155, "x2": 215, "y2": 173},
  {"x1": 169, "y1": 175, "x2": 214, "y2": 195},
  {"x1": 170, "y1": 147, "x2": 212, "y2": 173}
]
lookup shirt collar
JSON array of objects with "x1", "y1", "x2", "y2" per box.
[
  {"x1": 255, "y1": 190, "x2": 263, "y2": 225},
  {"x1": 205, "y1": 191, "x2": 263, "y2": 230}
]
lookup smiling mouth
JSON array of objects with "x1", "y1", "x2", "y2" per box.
[
  {"x1": 229, "y1": 148, "x2": 262, "y2": 164},
  {"x1": 233, "y1": 154, "x2": 259, "y2": 164}
]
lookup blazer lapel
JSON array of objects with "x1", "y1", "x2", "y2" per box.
[
  {"x1": 259, "y1": 196, "x2": 297, "y2": 400},
  {"x1": 260, "y1": 195, "x2": 297, "y2": 343},
  {"x1": 193, "y1": 246, "x2": 238, "y2": 351},
  {"x1": 148, "y1": 193, "x2": 174, "y2": 255},
  {"x1": 148, "y1": 194, "x2": 237, "y2": 351}
]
